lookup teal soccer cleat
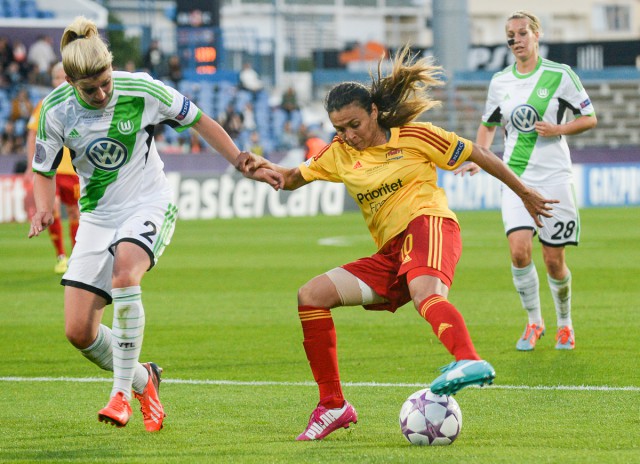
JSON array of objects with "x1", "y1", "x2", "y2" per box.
[
  {"x1": 516, "y1": 322, "x2": 545, "y2": 351},
  {"x1": 429, "y1": 360, "x2": 496, "y2": 396},
  {"x1": 555, "y1": 326, "x2": 575, "y2": 350}
]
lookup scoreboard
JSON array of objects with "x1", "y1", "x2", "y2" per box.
[{"x1": 176, "y1": 0, "x2": 223, "y2": 77}]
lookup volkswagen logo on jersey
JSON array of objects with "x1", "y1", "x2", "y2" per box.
[
  {"x1": 510, "y1": 104, "x2": 540, "y2": 133},
  {"x1": 86, "y1": 137, "x2": 128, "y2": 171}
]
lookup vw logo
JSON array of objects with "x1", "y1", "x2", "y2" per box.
[
  {"x1": 86, "y1": 137, "x2": 128, "y2": 171},
  {"x1": 510, "y1": 104, "x2": 540, "y2": 133}
]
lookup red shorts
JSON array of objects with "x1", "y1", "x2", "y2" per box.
[
  {"x1": 342, "y1": 215, "x2": 462, "y2": 312},
  {"x1": 56, "y1": 174, "x2": 80, "y2": 206}
]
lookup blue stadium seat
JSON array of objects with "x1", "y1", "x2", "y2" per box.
[
  {"x1": 36, "y1": 10, "x2": 55, "y2": 18},
  {"x1": 19, "y1": 0, "x2": 37, "y2": 17},
  {"x1": 234, "y1": 89, "x2": 252, "y2": 111},
  {"x1": 29, "y1": 85, "x2": 50, "y2": 104},
  {"x1": 132, "y1": 80, "x2": 290, "y2": 156},
  {"x1": 271, "y1": 108, "x2": 286, "y2": 134},
  {"x1": 0, "y1": 89, "x2": 10, "y2": 120},
  {"x1": 5, "y1": 4, "x2": 20, "y2": 17},
  {"x1": 215, "y1": 86, "x2": 236, "y2": 118},
  {"x1": 197, "y1": 83, "x2": 214, "y2": 116},
  {"x1": 13, "y1": 118, "x2": 26, "y2": 137},
  {"x1": 162, "y1": 126, "x2": 178, "y2": 145}
]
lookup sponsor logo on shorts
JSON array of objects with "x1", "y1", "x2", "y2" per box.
[
  {"x1": 447, "y1": 140, "x2": 465, "y2": 166},
  {"x1": 85, "y1": 137, "x2": 128, "y2": 171},
  {"x1": 176, "y1": 97, "x2": 191, "y2": 121}
]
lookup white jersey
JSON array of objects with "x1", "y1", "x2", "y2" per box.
[
  {"x1": 33, "y1": 71, "x2": 201, "y2": 218},
  {"x1": 481, "y1": 58, "x2": 595, "y2": 186}
]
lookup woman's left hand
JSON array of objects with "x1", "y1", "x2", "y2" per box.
[
  {"x1": 235, "y1": 151, "x2": 269, "y2": 174},
  {"x1": 535, "y1": 121, "x2": 561, "y2": 137},
  {"x1": 244, "y1": 167, "x2": 284, "y2": 190}
]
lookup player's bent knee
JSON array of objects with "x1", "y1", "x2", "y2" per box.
[
  {"x1": 65, "y1": 328, "x2": 95, "y2": 350},
  {"x1": 325, "y1": 267, "x2": 386, "y2": 307},
  {"x1": 297, "y1": 274, "x2": 341, "y2": 308}
]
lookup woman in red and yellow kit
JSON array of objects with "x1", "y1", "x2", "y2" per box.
[
  {"x1": 25, "y1": 62, "x2": 80, "y2": 274},
  {"x1": 257, "y1": 46, "x2": 557, "y2": 441}
]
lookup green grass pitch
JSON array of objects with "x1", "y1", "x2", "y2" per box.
[{"x1": 1, "y1": 207, "x2": 638, "y2": 463}]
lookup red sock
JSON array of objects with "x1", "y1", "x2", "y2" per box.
[
  {"x1": 298, "y1": 305, "x2": 344, "y2": 409},
  {"x1": 48, "y1": 217, "x2": 65, "y2": 257},
  {"x1": 418, "y1": 295, "x2": 480, "y2": 361},
  {"x1": 69, "y1": 219, "x2": 79, "y2": 247}
]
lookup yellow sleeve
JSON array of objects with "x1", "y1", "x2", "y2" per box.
[
  {"x1": 422, "y1": 123, "x2": 474, "y2": 171},
  {"x1": 27, "y1": 101, "x2": 42, "y2": 132},
  {"x1": 298, "y1": 139, "x2": 342, "y2": 183}
]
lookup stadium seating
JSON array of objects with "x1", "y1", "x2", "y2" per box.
[
  {"x1": 422, "y1": 80, "x2": 640, "y2": 151},
  {"x1": 3, "y1": 72, "x2": 635, "y2": 156},
  {"x1": 0, "y1": 0, "x2": 52, "y2": 18},
  {"x1": 169, "y1": 77, "x2": 638, "y2": 157}
]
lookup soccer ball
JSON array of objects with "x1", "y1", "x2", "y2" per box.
[{"x1": 399, "y1": 388, "x2": 462, "y2": 446}]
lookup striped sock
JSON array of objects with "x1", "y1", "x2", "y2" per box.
[
  {"x1": 79, "y1": 323, "x2": 149, "y2": 394},
  {"x1": 548, "y1": 271, "x2": 572, "y2": 327},
  {"x1": 48, "y1": 216, "x2": 65, "y2": 257},
  {"x1": 298, "y1": 305, "x2": 343, "y2": 409},
  {"x1": 111, "y1": 286, "x2": 145, "y2": 400},
  {"x1": 512, "y1": 263, "x2": 543, "y2": 325},
  {"x1": 418, "y1": 295, "x2": 480, "y2": 361},
  {"x1": 79, "y1": 324, "x2": 113, "y2": 371}
]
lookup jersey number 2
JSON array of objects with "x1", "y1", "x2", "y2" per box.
[{"x1": 140, "y1": 221, "x2": 157, "y2": 244}]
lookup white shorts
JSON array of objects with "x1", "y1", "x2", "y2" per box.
[
  {"x1": 61, "y1": 201, "x2": 178, "y2": 303},
  {"x1": 502, "y1": 183, "x2": 580, "y2": 247}
]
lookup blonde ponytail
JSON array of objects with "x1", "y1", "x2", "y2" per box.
[{"x1": 60, "y1": 16, "x2": 112, "y2": 81}]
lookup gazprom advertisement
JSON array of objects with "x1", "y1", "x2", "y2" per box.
[{"x1": 1, "y1": 163, "x2": 638, "y2": 223}]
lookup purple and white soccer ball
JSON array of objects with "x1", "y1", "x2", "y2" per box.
[{"x1": 399, "y1": 388, "x2": 462, "y2": 446}]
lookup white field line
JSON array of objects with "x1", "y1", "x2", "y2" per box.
[{"x1": 0, "y1": 377, "x2": 638, "y2": 392}]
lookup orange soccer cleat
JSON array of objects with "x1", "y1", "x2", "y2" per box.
[
  {"x1": 133, "y1": 362, "x2": 166, "y2": 432},
  {"x1": 98, "y1": 391, "x2": 132, "y2": 428},
  {"x1": 555, "y1": 326, "x2": 575, "y2": 350},
  {"x1": 516, "y1": 321, "x2": 545, "y2": 351}
]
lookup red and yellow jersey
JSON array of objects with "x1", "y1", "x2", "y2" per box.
[
  {"x1": 28, "y1": 100, "x2": 75, "y2": 176},
  {"x1": 299, "y1": 122, "x2": 473, "y2": 249}
]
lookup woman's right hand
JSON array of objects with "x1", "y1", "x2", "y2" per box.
[
  {"x1": 28, "y1": 211, "x2": 54, "y2": 238},
  {"x1": 245, "y1": 167, "x2": 284, "y2": 190}
]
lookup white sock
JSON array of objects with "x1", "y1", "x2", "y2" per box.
[
  {"x1": 512, "y1": 262, "x2": 542, "y2": 325},
  {"x1": 79, "y1": 324, "x2": 113, "y2": 371},
  {"x1": 548, "y1": 271, "x2": 572, "y2": 328},
  {"x1": 78, "y1": 323, "x2": 149, "y2": 393},
  {"x1": 111, "y1": 286, "x2": 145, "y2": 400}
]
